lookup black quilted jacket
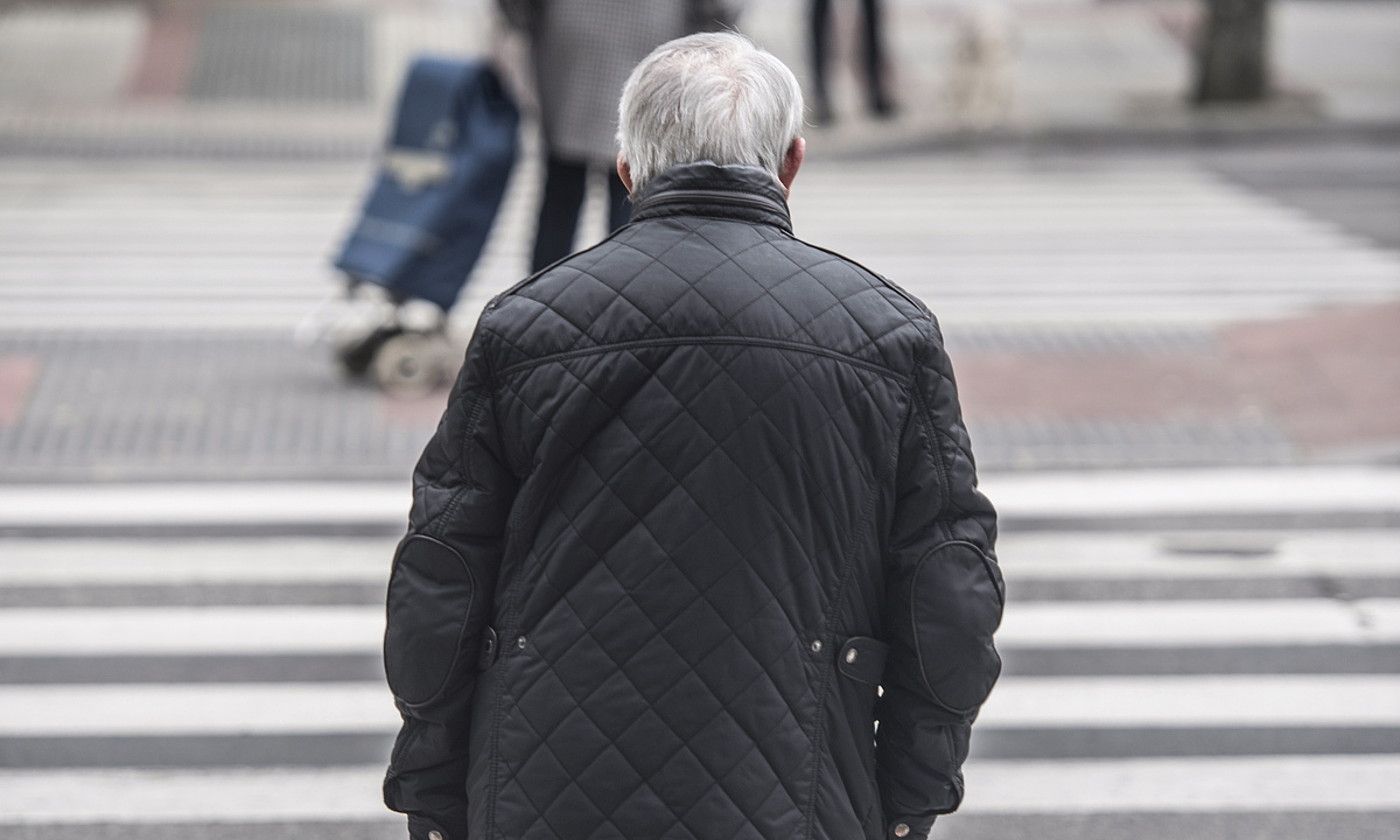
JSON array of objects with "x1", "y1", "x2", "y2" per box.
[{"x1": 382, "y1": 162, "x2": 1004, "y2": 840}]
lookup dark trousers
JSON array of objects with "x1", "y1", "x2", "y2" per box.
[
  {"x1": 530, "y1": 154, "x2": 632, "y2": 273},
  {"x1": 808, "y1": 0, "x2": 889, "y2": 112}
]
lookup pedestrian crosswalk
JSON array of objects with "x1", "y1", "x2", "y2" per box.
[
  {"x1": 2, "y1": 152, "x2": 1398, "y2": 332},
  {"x1": 2, "y1": 525, "x2": 1399, "y2": 840}
]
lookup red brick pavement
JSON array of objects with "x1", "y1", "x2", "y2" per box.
[
  {"x1": 126, "y1": 6, "x2": 198, "y2": 100},
  {"x1": 0, "y1": 355, "x2": 40, "y2": 429},
  {"x1": 1226, "y1": 302, "x2": 1400, "y2": 448},
  {"x1": 956, "y1": 301, "x2": 1400, "y2": 458}
]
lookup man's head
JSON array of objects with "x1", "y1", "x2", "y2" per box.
[{"x1": 616, "y1": 32, "x2": 806, "y2": 198}]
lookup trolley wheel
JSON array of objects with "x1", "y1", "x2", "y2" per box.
[
  {"x1": 336, "y1": 324, "x2": 404, "y2": 378},
  {"x1": 370, "y1": 331, "x2": 456, "y2": 396}
]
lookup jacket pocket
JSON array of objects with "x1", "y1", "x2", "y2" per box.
[
  {"x1": 837, "y1": 636, "x2": 889, "y2": 686},
  {"x1": 832, "y1": 636, "x2": 887, "y2": 840},
  {"x1": 384, "y1": 534, "x2": 476, "y2": 708}
]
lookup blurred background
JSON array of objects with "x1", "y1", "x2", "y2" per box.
[{"x1": 1, "y1": 0, "x2": 1398, "y2": 837}]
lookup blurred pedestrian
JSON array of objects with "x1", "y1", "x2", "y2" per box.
[
  {"x1": 808, "y1": 0, "x2": 895, "y2": 125},
  {"x1": 382, "y1": 31, "x2": 1001, "y2": 840},
  {"x1": 498, "y1": 1, "x2": 739, "y2": 273}
]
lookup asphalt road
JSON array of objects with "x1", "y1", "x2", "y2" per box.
[{"x1": 1200, "y1": 140, "x2": 1400, "y2": 251}]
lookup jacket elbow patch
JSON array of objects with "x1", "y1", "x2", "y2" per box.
[
  {"x1": 384, "y1": 534, "x2": 476, "y2": 707},
  {"x1": 910, "y1": 541, "x2": 1004, "y2": 715}
]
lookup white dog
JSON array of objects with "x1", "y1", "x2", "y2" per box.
[{"x1": 947, "y1": 2, "x2": 1018, "y2": 129}]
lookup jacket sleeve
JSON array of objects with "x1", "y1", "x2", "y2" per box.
[
  {"x1": 876, "y1": 315, "x2": 1004, "y2": 840},
  {"x1": 382, "y1": 308, "x2": 518, "y2": 840}
]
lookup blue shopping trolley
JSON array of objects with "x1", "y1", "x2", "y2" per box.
[{"x1": 331, "y1": 55, "x2": 519, "y2": 391}]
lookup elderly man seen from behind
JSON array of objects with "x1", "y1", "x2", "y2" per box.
[{"x1": 381, "y1": 32, "x2": 1003, "y2": 840}]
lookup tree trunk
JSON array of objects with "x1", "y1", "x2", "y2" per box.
[{"x1": 1192, "y1": 0, "x2": 1270, "y2": 104}]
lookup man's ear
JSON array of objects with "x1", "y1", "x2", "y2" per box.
[
  {"x1": 616, "y1": 153, "x2": 634, "y2": 195},
  {"x1": 778, "y1": 137, "x2": 805, "y2": 196}
]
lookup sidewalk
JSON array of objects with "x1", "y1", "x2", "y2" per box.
[
  {"x1": 958, "y1": 301, "x2": 1400, "y2": 471},
  {"x1": 2, "y1": 0, "x2": 1399, "y2": 158},
  {"x1": 3, "y1": 302, "x2": 1397, "y2": 482}
]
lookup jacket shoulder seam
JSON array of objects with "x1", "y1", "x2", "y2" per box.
[
  {"x1": 492, "y1": 224, "x2": 637, "y2": 302},
  {"x1": 780, "y1": 232, "x2": 931, "y2": 318}
]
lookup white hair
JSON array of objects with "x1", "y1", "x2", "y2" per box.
[{"x1": 617, "y1": 32, "x2": 804, "y2": 193}]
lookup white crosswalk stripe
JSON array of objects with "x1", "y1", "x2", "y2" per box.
[
  {"x1": 5, "y1": 466, "x2": 1397, "y2": 529},
  {"x1": 0, "y1": 767, "x2": 395, "y2": 824},
  {"x1": 958, "y1": 756, "x2": 1400, "y2": 813},
  {"x1": 2, "y1": 155, "x2": 1398, "y2": 331},
  {"x1": 3, "y1": 675, "x2": 1400, "y2": 736},
  {"x1": 7, "y1": 757, "x2": 1400, "y2": 825},
  {"x1": 1, "y1": 522, "x2": 1399, "y2": 838},
  {"x1": 0, "y1": 607, "x2": 384, "y2": 655},
  {"x1": 4, "y1": 599, "x2": 1400, "y2": 656}
]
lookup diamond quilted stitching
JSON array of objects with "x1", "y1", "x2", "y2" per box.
[
  {"x1": 672, "y1": 780, "x2": 752, "y2": 840},
  {"x1": 650, "y1": 670, "x2": 727, "y2": 742},
  {"x1": 511, "y1": 627, "x2": 712, "y2": 834},
  {"x1": 504, "y1": 344, "x2": 879, "y2": 711},
  {"x1": 538, "y1": 778, "x2": 611, "y2": 837},
  {"x1": 509, "y1": 333, "x2": 873, "y2": 683},
  {"x1": 576, "y1": 744, "x2": 647, "y2": 816},
  {"x1": 512, "y1": 531, "x2": 779, "y2": 751},
  {"x1": 508, "y1": 494, "x2": 812, "y2": 833},
  {"x1": 514, "y1": 671, "x2": 605, "y2": 762},
  {"x1": 537, "y1": 269, "x2": 629, "y2": 338},
  {"x1": 613, "y1": 706, "x2": 686, "y2": 777},
  {"x1": 584, "y1": 668, "x2": 662, "y2": 743},
  {"x1": 691, "y1": 743, "x2": 794, "y2": 830},
  {"x1": 511, "y1": 733, "x2": 576, "y2": 807},
  {"x1": 607, "y1": 779, "x2": 693, "y2": 839},
  {"x1": 769, "y1": 238, "x2": 914, "y2": 368},
  {"x1": 576, "y1": 230, "x2": 717, "y2": 336}
]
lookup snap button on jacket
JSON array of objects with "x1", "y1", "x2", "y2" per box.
[{"x1": 383, "y1": 162, "x2": 1004, "y2": 840}]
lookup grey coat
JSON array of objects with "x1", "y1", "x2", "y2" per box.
[{"x1": 499, "y1": 0, "x2": 705, "y2": 165}]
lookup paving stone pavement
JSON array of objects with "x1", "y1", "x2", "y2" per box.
[{"x1": 0, "y1": 331, "x2": 434, "y2": 483}]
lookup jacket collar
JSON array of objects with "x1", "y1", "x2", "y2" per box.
[{"x1": 629, "y1": 162, "x2": 793, "y2": 234}]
